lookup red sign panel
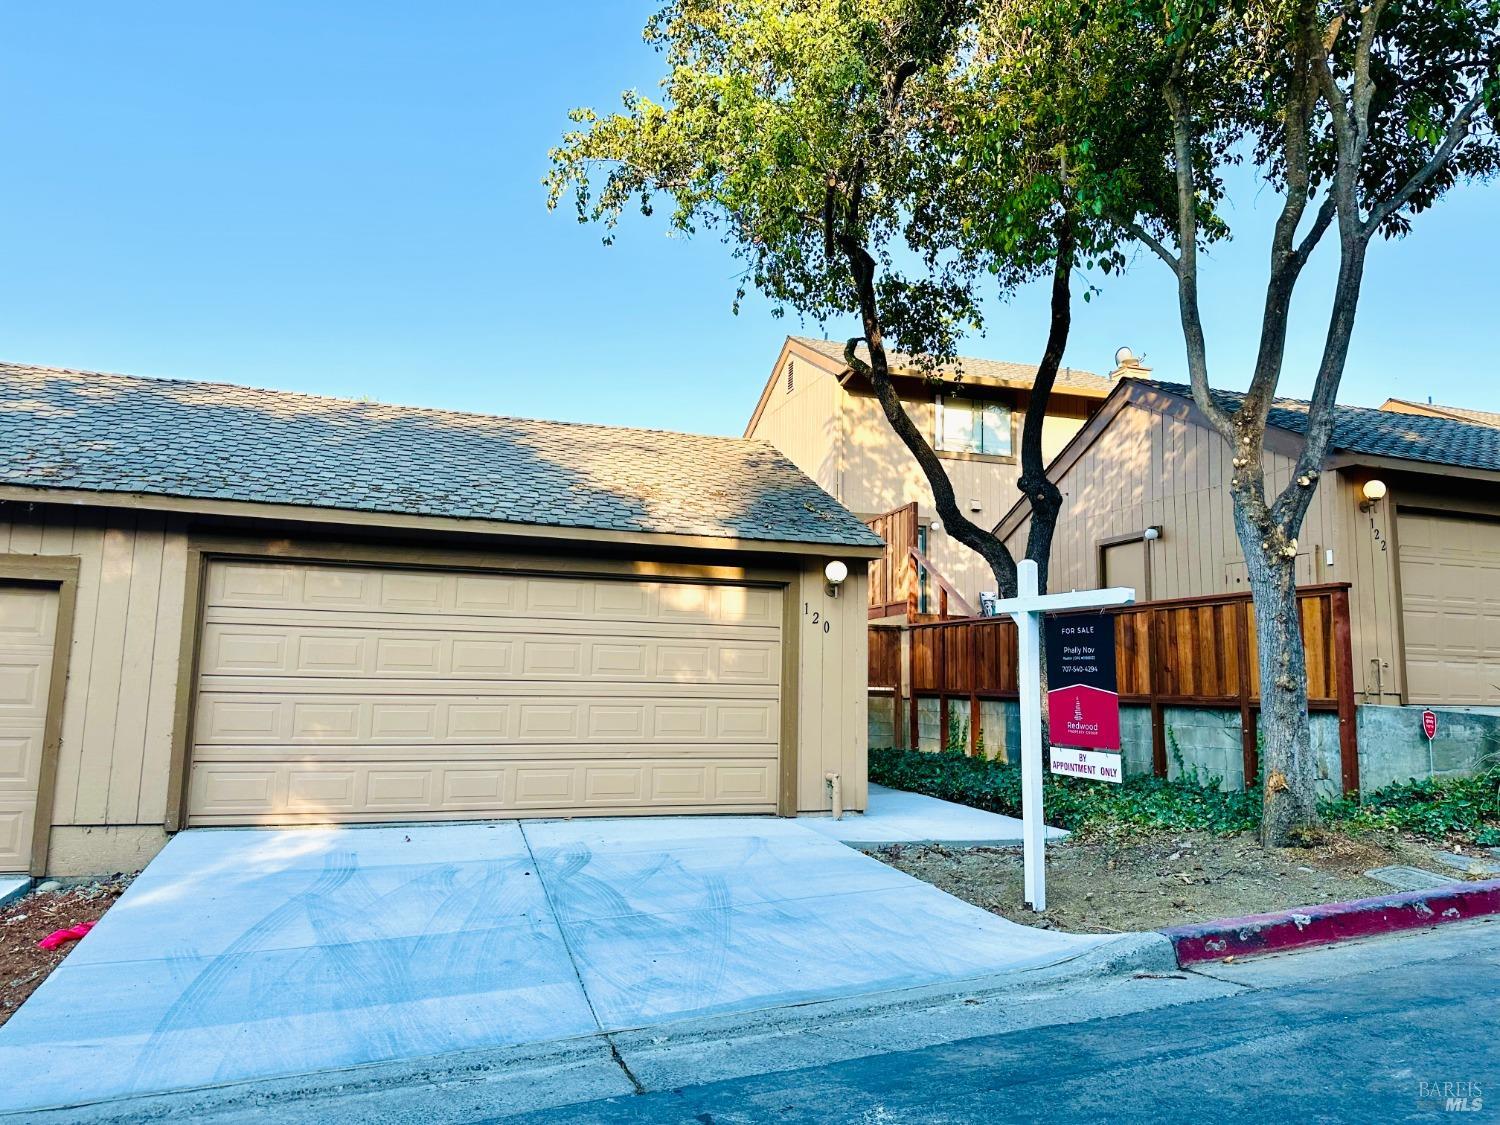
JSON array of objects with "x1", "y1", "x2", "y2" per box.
[
  {"x1": 1045, "y1": 613, "x2": 1120, "y2": 751},
  {"x1": 1047, "y1": 684, "x2": 1123, "y2": 750},
  {"x1": 1422, "y1": 709, "x2": 1438, "y2": 741}
]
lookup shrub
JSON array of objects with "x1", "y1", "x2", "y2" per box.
[{"x1": 1323, "y1": 770, "x2": 1500, "y2": 845}]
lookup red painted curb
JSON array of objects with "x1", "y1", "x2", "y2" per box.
[{"x1": 1160, "y1": 877, "x2": 1500, "y2": 964}]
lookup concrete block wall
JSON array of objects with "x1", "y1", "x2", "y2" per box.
[
  {"x1": 1161, "y1": 707, "x2": 1245, "y2": 792},
  {"x1": 916, "y1": 697, "x2": 943, "y2": 752},
  {"x1": 868, "y1": 693, "x2": 897, "y2": 751},
  {"x1": 1356, "y1": 705, "x2": 1500, "y2": 792},
  {"x1": 1118, "y1": 706, "x2": 1154, "y2": 779}
]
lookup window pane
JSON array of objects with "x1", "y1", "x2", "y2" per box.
[
  {"x1": 938, "y1": 397, "x2": 981, "y2": 452},
  {"x1": 982, "y1": 403, "x2": 1012, "y2": 455}
]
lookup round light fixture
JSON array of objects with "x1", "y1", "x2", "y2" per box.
[
  {"x1": 1362, "y1": 479, "x2": 1388, "y2": 503},
  {"x1": 1142, "y1": 526, "x2": 1161, "y2": 541},
  {"x1": 824, "y1": 560, "x2": 849, "y2": 586}
]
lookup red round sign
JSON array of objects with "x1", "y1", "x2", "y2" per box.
[{"x1": 1422, "y1": 709, "x2": 1438, "y2": 741}]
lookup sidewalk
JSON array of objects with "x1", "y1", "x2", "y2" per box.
[{"x1": 802, "y1": 783, "x2": 1068, "y2": 848}]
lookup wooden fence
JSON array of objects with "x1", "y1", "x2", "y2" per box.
[
  {"x1": 869, "y1": 582, "x2": 1359, "y2": 793},
  {"x1": 865, "y1": 502, "x2": 919, "y2": 619}
]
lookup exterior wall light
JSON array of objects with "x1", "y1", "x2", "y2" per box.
[
  {"x1": 824, "y1": 559, "x2": 849, "y2": 597},
  {"x1": 1360, "y1": 479, "x2": 1388, "y2": 511},
  {"x1": 1142, "y1": 526, "x2": 1161, "y2": 541}
]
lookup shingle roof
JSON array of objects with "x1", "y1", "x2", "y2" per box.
[
  {"x1": 1144, "y1": 380, "x2": 1500, "y2": 474},
  {"x1": 791, "y1": 336, "x2": 1114, "y2": 396},
  {"x1": 0, "y1": 361, "x2": 883, "y2": 549},
  {"x1": 1381, "y1": 398, "x2": 1500, "y2": 429}
]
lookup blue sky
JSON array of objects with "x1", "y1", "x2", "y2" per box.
[{"x1": 2, "y1": 3, "x2": 1496, "y2": 437}]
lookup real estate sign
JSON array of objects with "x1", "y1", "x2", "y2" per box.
[
  {"x1": 1049, "y1": 747, "x2": 1123, "y2": 783},
  {"x1": 1044, "y1": 611, "x2": 1121, "y2": 761}
]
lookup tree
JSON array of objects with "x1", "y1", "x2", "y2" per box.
[
  {"x1": 1117, "y1": 0, "x2": 1499, "y2": 844},
  {"x1": 545, "y1": 0, "x2": 1170, "y2": 598}
]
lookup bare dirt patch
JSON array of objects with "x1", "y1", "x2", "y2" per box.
[
  {"x1": 876, "y1": 830, "x2": 1471, "y2": 933},
  {"x1": 0, "y1": 877, "x2": 132, "y2": 1027}
]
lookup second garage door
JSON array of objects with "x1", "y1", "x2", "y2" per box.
[
  {"x1": 187, "y1": 559, "x2": 783, "y2": 824},
  {"x1": 1398, "y1": 511, "x2": 1500, "y2": 706}
]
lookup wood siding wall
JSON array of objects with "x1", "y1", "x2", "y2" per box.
[
  {"x1": 1, "y1": 503, "x2": 870, "y2": 869},
  {"x1": 745, "y1": 355, "x2": 843, "y2": 494},
  {"x1": 793, "y1": 561, "x2": 869, "y2": 812},
  {"x1": 998, "y1": 399, "x2": 1408, "y2": 700},
  {"x1": 840, "y1": 389, "x2": 1090, "y2": 606},
  {"x1": 1330, "y1": 471, "x2": 1403, "y2": 702},
  {"x1": 0, "y1": 506, "x2": 188, "y2": 830}
]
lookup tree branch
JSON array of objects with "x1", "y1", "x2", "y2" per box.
[
  {"x1": 1019, "y1": 214, "x2": 1076, "y2": 592},
  {"x1": 837, "y1": 236, "x2": 1019, "y2": 597},
  {"x1": 1162, "y1": 71, "x2": 1233, "y2": 439},
  {"x1": 1245, "y1": 33, "x2": 1319, "y2": 410},
  {"x1": 1125, "y1": 221, "x2": 1180, "y2": 273},
  {"x1": 1291, "y1": 195, "x2": 1337, "y2": 272},
  {"x1": 1364, "y1": 86, "x2": 1488, "y2": 234}
]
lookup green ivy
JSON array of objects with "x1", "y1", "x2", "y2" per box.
[
  {"x1": 869, "y1": 746, "x2": 1259, "y2": 835},
  {"x1": 870, "y1": 747, "x2": 1500, "y2": 845},
  {"x1": 1322, "y1": 771, "x2": 1500, "y2": 846}
]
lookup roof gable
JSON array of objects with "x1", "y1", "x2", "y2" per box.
[
  {"x1": 789, "y1": 336, "x2": 1114, "y2": 397},
  {"x1": 992, "y1": 378, "x2": 1500, "y2": 539},
  {"x1": 0, "y1": 361, "x2": 882, "y2": 551},
  {"x1": 1380, "y1": 397, "x2": 1500, "y2": 429},
  {"x1": 1147, "y1": 380, "x2": 1500, "y2": 475}
]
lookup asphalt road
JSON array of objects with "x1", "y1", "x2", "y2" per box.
[{"x1": 506, "y1": 922, "x2": 1500, "y2": 1125}]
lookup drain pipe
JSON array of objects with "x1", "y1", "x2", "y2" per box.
[{"x1": 825, "y1": 771, "x2": 843, "y2": 820}]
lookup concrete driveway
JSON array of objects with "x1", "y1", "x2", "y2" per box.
[{"x1": 0, "y1": 816, "x2": 1114, "y2": 1114}]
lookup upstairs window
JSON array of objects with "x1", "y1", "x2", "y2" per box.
[{"x1": 935, "y1": 396, "x2": 1012, "y2": 456}]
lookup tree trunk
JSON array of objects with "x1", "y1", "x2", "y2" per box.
[
  {"x1": 1234, "y1": 504, "x2": 1319, "y2": 845},
  {"x1": 1018, "y1": 217, "x2": 1075, "y2": 594}
]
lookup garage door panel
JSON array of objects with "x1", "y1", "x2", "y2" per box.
[
  {"x1": 0, "y1": 730, "x2": 45, "y2": 792},
  {"x1": 206, "y1": 563, "x2": 772, "y2": 629},
  {"x1": 204, "y1": 604, "x2": 783, "y2": 641},
  {"x1": 190, "y1": 756, "x2": 777, "y2": 821},
  {"x1": 189, "y1": 560, "x2": 783, "y2": 823},
  {"x1": 192, "y1": 742, "x2": 775, "y2": 763},
  {"x1": 199, "y1": 623, "x2": 779, "y2": 684},
  {"x1": 1399, "y1": 511, "x2": 1500, "y2": 706},
  {"x1": 195, "y1": 692, "x2": 779, "y2": 746},
  {"x1": 0, "y1": 796, "x2": 36, "y2": 872}
]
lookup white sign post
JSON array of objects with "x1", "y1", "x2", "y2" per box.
[{"x1": 989, "y1": 560, "x2": 1135, "y2": 912}]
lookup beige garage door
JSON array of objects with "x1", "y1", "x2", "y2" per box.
[
  {"x1": 1399, "y1": 511, "x2": 1500, "y2": 705},
  {"x1": 187, "y1": 560, "x2": 782, "y2": 824},
  {"x1": 0, "y1": 585, "x2": 58, "y2": 872}
]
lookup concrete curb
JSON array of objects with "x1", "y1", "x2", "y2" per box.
[{"x1": 1160, "y1": 877, "x2": 1500, "y2": 964}]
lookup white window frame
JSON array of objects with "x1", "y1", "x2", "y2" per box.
[{"x1": 935, "y1": 396, "x2": 1013, "y2": 457}]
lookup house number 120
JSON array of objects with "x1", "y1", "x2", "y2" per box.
[{"x1": 804, "y1": 603, "x2": 832, "y2": 632}]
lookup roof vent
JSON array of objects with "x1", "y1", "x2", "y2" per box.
[
  {"x1": 786, "y1": 360, "x2": 795, "y2": 394},
  {"x1": 1110, "y1": 347, "x2": 1151, "y2": 381}
]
